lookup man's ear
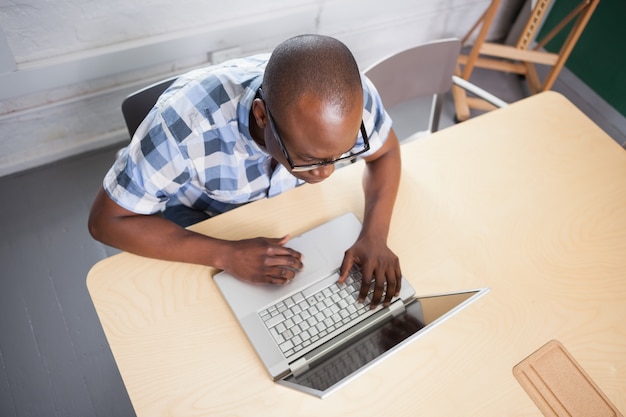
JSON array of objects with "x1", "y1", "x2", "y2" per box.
[{"x1": 251, "y1": 98, "x2": 268, "y2": 129}]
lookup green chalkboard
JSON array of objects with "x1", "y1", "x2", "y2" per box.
[{"x1": 539, "y1": 0, "x2": 626, "y2": 116}]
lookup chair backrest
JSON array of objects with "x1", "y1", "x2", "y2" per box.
[
  {"x1": 121, "y1": 76, "x2": 178, "y2": 138},
  {"x1": 364, "y1": 38, "x2": 462, "y2": 134}
]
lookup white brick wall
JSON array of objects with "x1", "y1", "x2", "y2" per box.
[{"x1": 0, "y1": 0, "x2": 524, "y2": 176}]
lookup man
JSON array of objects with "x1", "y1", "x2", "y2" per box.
[{"x1": 89, "y1": 34, "x2": 402, "y2": 308}]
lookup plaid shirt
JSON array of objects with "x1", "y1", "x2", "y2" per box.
[{"x1": 104, "y1": 54, "x2": 392, "y2": 216}]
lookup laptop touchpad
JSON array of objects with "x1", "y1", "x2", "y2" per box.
[{"x1": 287, "y1": 243, "x2": 332, "y2": 281}]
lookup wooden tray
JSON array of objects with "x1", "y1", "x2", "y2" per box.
[{"x1": 513, "y1": 339, "x2": 623, "y2": 417}]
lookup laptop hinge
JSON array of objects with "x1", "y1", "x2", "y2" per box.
[
  {"x1": 289, "y1": 357, "x2": 310, "y2": 377},
  {"x1": 388, "y1": 298, "x2": 406, "y2": 317}
]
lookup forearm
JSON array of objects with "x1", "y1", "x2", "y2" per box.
[
  {"x1": 361, "y1": 130, "x2": 401, "y2": 239},
  {"x1": 97, "y1": 214, "x2": 230, "y2": 268},
  {"x1": 88, "y1": 187, "x2": 231, "y2": 269}
]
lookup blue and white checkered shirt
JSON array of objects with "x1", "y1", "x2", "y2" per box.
[{"x1": 104, "y1": 53, "x2": 392, "y2": 216}]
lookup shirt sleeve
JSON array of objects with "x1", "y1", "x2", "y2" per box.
[
  {"x1": 358, "y1": 74, "x2": 393, "y2": 158},
  {"x1": 103, "y1": 107, "x2": 191, "y2": 215}
]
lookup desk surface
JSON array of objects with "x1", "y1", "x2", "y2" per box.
[{"x1": 87, "y1": 92, "x2": 626, "y2": 416}]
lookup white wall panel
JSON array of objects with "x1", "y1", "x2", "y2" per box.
[
  {"x1": 0, "y1": 0, "x2": 524, "y2": 176},
  {"x1": 0, "y1": 0, "x2": 318, "y2": 63},
  {"x1": 0, "y1": 4, "x2": 319, "y2": 101}
]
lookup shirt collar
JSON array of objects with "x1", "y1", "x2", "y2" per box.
[{"x1": 236, "y1": 75, "x2": 264, "y2": 143}]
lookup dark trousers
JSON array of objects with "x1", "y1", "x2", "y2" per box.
[{"x1": 162, "y1": 205, "x2": 211, "y2": 228}]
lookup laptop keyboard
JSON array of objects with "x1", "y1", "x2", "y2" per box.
[{"x1": 259, "y1": 267, "x2": 378, "y2": 358}]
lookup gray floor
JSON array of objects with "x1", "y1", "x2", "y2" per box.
[
  {"x1": 0, "y1": 144, "x2": 128, "y2": 417},
  {"x1": 1, "y1": 69, "x2": 624, "y2": 417}
]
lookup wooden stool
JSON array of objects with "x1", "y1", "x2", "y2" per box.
[{"x1": 453, "y1": 0, "x2": 600, "y2": 121}]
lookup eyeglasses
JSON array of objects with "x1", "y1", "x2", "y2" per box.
[{"x1": 258, "y1": 89, "x2": 370, "y2": 172}]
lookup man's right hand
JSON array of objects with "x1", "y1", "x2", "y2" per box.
[{"x1": 221, "y1": 236, "x2": 303, "y2": 285}]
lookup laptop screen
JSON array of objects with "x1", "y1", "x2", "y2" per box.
[{"x1": 279, "y1": 290, "x2": 483, "y2": 397}]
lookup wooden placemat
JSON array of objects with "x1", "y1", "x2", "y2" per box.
[{"x1": 513, "y1": 339, "x2": 623, "y2": 417}]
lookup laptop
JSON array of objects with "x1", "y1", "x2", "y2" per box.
[{"x1": 213, "y1": 212, "x2": 488, "y2": 397}]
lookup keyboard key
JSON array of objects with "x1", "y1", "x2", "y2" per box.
[
  {"x1": 265, "y1": 313, "x2": 284, "y2": 328},
  {"x1": 270, "y1": 328, "x2": 285, "y2": 344},
  {"x1": 280, "y1": 340, "x2": 294, "y2": 352}
]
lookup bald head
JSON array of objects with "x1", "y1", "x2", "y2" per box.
[{"x1": 263, "y1": 34, "x2": 362, "y2": 117}]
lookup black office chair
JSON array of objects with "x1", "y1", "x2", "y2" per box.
[
  {"x1": 364, "y1": 38, "x2": 507, "y2": 138},
  {"x1": 121, "y1": 76, "x2": 178, "y2": 138}
]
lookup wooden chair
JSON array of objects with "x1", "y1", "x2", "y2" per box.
[{"x1": 453, "y1": 0, "x2": 600, "y2": 121}]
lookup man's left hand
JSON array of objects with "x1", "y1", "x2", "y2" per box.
[{"x1": 338, "y1": 235, "x2": 402, "y2": 309}]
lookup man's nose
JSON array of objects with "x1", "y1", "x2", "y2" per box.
[{"x1": 310, "y1": 164, "x2": 335, "y2": 179}]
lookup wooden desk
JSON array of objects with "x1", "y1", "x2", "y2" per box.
[{"x1": 87, "y1": 92, "x2": 626, "y2": 416}]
